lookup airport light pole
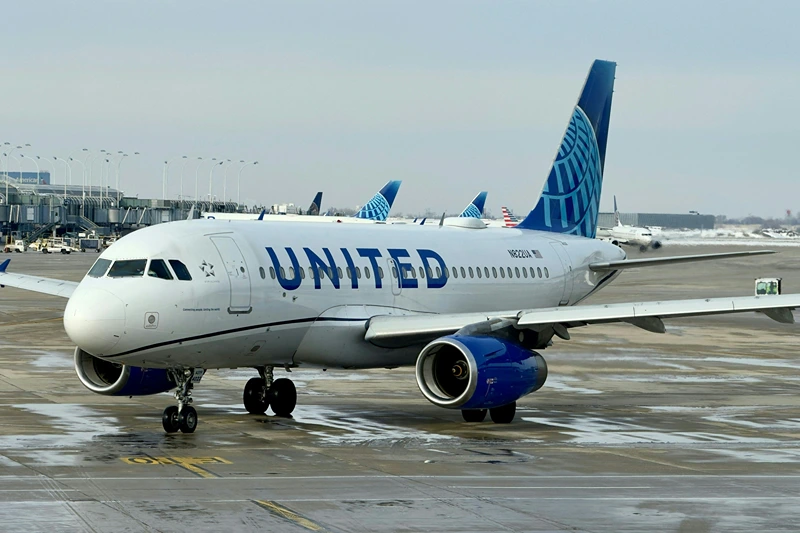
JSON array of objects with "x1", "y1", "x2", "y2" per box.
[
  {"x1": 162, "y1": 155, "x2": 185, "y2": 201},
  {"x1": 4, "y1": 143, "x2": 29, "y2": 201},
  {"x1": 178, "y1": 156, "x2": 190, "y2": 207},
  {"x1": 225, "y1": 160, "x2": 245, "y2": 205},
  {"x1": 3, "y1": 154, "x2": 22, "y2": 203},
  {"x1": 237, "y1": 161, "x2": 259, "y2": 206},
  {"x1": 19, "y1": 154, "x2": 40, "y2": 183},
  {"x1": 195, "y1": 157, "x2": 215, "y2": 204},
  {"x1": 208, "y1": 159, "x2": 225, "y2": 204},
  {"x1": 53, "y1": 156, "x2": 72, "y2": 198},
  {"x1": 36, "y1": 156, "x2": 56, "y2": 186},
  {"x1": 89, "y1": 150, "x2": 107, "y2": 200}
]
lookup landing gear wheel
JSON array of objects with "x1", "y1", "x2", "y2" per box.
[
  {"x1": 162, "y1": 405, "x2": 180, "y2": 433},
  {"x1": 489, "y1": 402, "x2": 516, "y2": 424},
  {"x1": 179, "y1": 405, "x2": 198, "y2": 433},
  {"x1": 243, "y1": 377, "x2": 269, "y2": 414},
  {"x1": 269, "y1": 378, "x2": 297, "y2": 417},
  {"x1": 461, "y1": 409, "x2": 488, "y2": 422},
  {"x1": 639, "y1": 244, "x2": 648, "y2": 252}
]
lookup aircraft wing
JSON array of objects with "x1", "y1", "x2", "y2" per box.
[
  {"x1": 589, "y1": 250, "x2": 774, "y2": 271},
  {"x1": 0, "y1": 260, "x2": 77, "y2": 298},
  {"x1": 364, "y1": 294, "x2": 800, "y2": 347}
]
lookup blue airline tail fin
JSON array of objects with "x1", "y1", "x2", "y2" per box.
[
  {"x1": 0, "y1": 259, "x2": 9, "y2": 273},
  {"x1": 308, "y1": 192, "x2": 323, "y2": 216},
  {"x1": 458, "y1": 191, "x2": 488, "y2": 218},
  {"x1": 257, "y1": 209, "x2": 266, "y2": 221},
  {"x1": 354, "y1": 180, "x2": 402, "y2": 221},
  {"x1": 516, "y1": 60, "x2": 616, "y2": 238}
]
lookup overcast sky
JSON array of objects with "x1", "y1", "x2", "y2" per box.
[{"x1": 1, "y1": 1, "x2": 798, "y2": 218}]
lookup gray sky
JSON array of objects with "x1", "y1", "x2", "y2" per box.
[{"x1": 1, "y1": 0, "x2": 798, "y2": 218}]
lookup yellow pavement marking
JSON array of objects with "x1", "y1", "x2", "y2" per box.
[
  {"x1": 253, "y1": 500, "x2": 324, "y2": 531},
  {"x1": 121, "y1": 456, "x2": 231, "y2": 478}
]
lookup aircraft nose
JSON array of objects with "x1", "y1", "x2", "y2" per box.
[{"x1": 63, "y1": 288, "x2": 126, "y2": 356}]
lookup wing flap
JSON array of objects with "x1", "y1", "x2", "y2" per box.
[{"x1": 589, "y1": 250, "x2": 775, "y2": 271}]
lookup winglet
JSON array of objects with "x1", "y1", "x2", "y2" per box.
[
  {"x1": 0, "y1": 259, "x2": 9, "y2": 273},
  {"x1": 257, "y1": 209, "x2": 266, "y2": 221}
]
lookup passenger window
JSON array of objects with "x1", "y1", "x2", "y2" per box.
[
  {"x1": 443, "y1": 267, "x2": 448, "y2": 278},
  {"x1": 522, "y1": 267, "x2": 528, "y2": 278},
  {"x1": 378, "y1": 266, "x2": 384, "y2": 279},
  {"x1": 269, "y1": 266, "x2": 276, "y2": 279},
  {"x1": 392, "y1": 266, "x2": 398, "y2": 278},
  {"x1": 148, "y1": 259, "x2": 173, "y2": 280},
  {"x1": 308, "y1": 266, "x2": 314, "y2": 278},
  {"x1": 477, "y1": 267, "x2": 482, "y2": 279},
  {"x1": 337, "y1": 267, "x2": 343, "y2": 280},
  {"x1": 365, "y1": 267, "x2": 371, "y2": 279},
  {"x1": 319, "y1": 268, "x2": 325, "y2": 279},
  {"x1": 288, "y1": 266, "x2": 295, "y2": 278},
  {"x1": 468, "y1": 267, "x2": 474, "y2": 278},
  {"x1": 484, "y1": 267, "x2": 489, "y2": 278},
  {"x1": 544, "y1": 267, "x2": 549, "y2": 278},
  {"x1": 452, "y1": 267, "x2": 458, "y2": 279},
  {"x1": 87, "y1": 258, "x2": 111, "y2": 278},
  {"x1": 500, "y1": 268, "x2": 505, "y2": 278},
  {"x1": 460, "y1": 267, "x2": 466, "y2": 278},
  {"x1": 435, "y1": 267, "x2": 440, "y2": 278},
  {"x1": 259, "y1": 267, "x2": 266, "y2": 279},
  {"x1": 168, "y1": 260, "x2": 192, "y2": 281},
  {"x1": 346, "y1": 267, "x2": 352, "y2": 279},
  {"x1": 507, "y1": 267, "x2": 513, "y2": 278},
  {"x1": 515, "y1": 267, "x2": 520, "y2": 278},
  {"x1": 300, "y1": 268, "x2": 306, "y2": 279},
  {"x1": 492, "y1": 267, "x2": 497, "y2": 278},
  {"x1": 327, "y1": 267, "x2": 333, "y2": 279},
  {"x1": 419, "y1": 266, "x2": 425, "y2": 279},
  {"x1": 356, "y1": 267, "x2": 362, "y2": 279},
  {"x1": 410, "y1": 267, "x2": 416, "y2": 279},
  {"x1": 280, "y1": 267, "x2": 286, "y2": 279},
  {"x1": 108, "y1": 259, "x2": 147, "y2": 278},
  {"x1": 529, "y1": 266, "x2": 535, "y2": 278},
  {"x1": 537, "y1": 267, "x2": 542, "y2": 278}
]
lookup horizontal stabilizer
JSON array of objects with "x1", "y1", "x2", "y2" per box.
[{"x1": 589, "y1": 250, "x2": 774, "y2": 271}]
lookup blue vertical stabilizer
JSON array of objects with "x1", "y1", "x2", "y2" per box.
[
  {"x1": 516, "y1": 60, "x2": 616, "y2": 238},
  {"x1": 458, "y1": 191, "x2": 488, "y2": 218},
  {"x1": 354, "y1": 180, "x2": 402, "y2": 221}
]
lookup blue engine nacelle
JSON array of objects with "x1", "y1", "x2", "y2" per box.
[
  {"x1": 415, "y1": 335, "x2": 547, "y2": 410},
  {"x1": 74, "y1": 348, "x2": 176, "y2": 396}
]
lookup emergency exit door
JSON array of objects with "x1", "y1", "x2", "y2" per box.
[{"x1": 210, "y1": 236, "x2": 252, "y2": 313}]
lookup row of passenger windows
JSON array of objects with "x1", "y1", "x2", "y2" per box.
[
  {"x1": 263, "y1": 264, "x2": 549, "y2": 282},
  {"x1": 88, "y1": 258, "x2": 192, "y2": 281}
]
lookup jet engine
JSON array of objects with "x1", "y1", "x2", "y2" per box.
[
  {"x1": 651, "y1": 240, "x2": 662, "y2": 249},
  {"x1": 74, "y1": 347, "x2": 176, "y2": 396},
  {"x1": 415, "y1": 335, "x2": 547, "y2": 410}
]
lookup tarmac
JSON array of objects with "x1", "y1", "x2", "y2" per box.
[{"x1": 1, "y1": 244, "x2": 799, "y2": 532}]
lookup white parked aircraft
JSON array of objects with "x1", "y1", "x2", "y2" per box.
[
  {"x1": 2, "y1": 60, "x2": 798, "y2": 434},
  {"x1": 597, "y1": 195, "x2": 663, "y2": 251}
]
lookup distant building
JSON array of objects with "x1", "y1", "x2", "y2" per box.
[
  {"x1": 1, "y1": 171, "x2": 51, "y2": 185},
  {"x1": 597, "y1": 212, "x2": 715, "y2": 230}
]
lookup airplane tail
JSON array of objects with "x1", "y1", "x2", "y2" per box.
[
  {"x1": 308, "y1": 192, "x2": 323, "y2": 216},
  {"x1": 458, "y1": 191, "x2": 488, "y2": 218},
  {"x1": 501, "y1": 207, "x2": 518, "y2": 228},
  {"x1": 516, "y1": 59, "x2": 616, "y2": 238},
  {"x1": 354, "y1": 180, "x2": 402, "y2": 221},
  {"x1": 613, "y1": 195, "x2": 621, "y2": 227}
]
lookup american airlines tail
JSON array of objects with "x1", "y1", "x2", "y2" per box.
[
  {"x1": 354, "y1": 180, "x2": 402, "y2": 221},
  {"x1": 458, "y1": 191, "x2": 488, "y2": 218},
  {"x1": 516, "y1": 59, "x2": 616, "y2": 238},
  {"x1": 501, "y1": 207, "x2": 518, "y2": 227},
  {"x1": 308, "y1": 192, "x2": 323, "y2": 216}
]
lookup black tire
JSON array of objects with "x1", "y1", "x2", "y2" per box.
[
  {"x1": 462, "y1": 409, "x2": 488, "y2": 422},
  {"x1": 81, "y1": 248, "x2": 86, "y2": 253},
  {"x1": 270, "y1": 378, "x2": 297, "y2": 417},
  {"x1": 639, "y1": 244, "x2": 648, "y2": 253},
  {"x1": 489, "y1": 402, "x2": 516, "y2": 424},
  {"x1": 179, "y1": 406, "x2": 198, "y2": 433},
  {"x1": 162, "y1": 405, "x2": 180, "y2": 433},
  {"x1": 243, "y1": 377, "x2": 269, "y2": 414}
]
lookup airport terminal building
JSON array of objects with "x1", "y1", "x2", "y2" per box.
[{"x1": 597, "y1": 212, "x2": 715, "y2": 230}]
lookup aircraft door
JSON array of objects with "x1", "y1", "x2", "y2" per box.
[
  {"x1": 210, "y1": 236, "x2": 252, "y2": 314},
  {"x1": 548, "y1": 242, "x2": 574, "y2": 306},
  {"x1": 387, "y1": 258, "x2": 402, "y2": 296}
]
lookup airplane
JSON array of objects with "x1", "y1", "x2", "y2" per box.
[
  {"x1": 2, "y1": 59, "x2": 799, "y2": 435},
  {"x1": 597, "y1": 195, "x2": 663, "y2": 251},
  {"x1": 485, "y1": 206, "x2": 519, "y2": 228},
  {"x1": 414, "y1": 191, "x2": 488, "y2": 225}
]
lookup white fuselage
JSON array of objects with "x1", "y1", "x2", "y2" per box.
[
  {"x1": 63, "y1": 220, "x2": 625, "y2": 371},
  {"x1": 600, "y1": 225, "x2": 656, "y2": 247}
]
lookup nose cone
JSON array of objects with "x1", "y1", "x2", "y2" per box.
[{"x1": 64, "y1": 288, "x2": 125, "y2": 356}]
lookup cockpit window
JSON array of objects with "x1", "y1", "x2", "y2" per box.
[
  {"x1": 108, "y1": 259, "x2": 147, "y2": 278},
  {"x1": 148, "y1": 259, "x2": 174, "y2": 280},
  {"x1": 169, "y1": 260, "x2": 192, "y2": 281},
  {"x1": 87, "y1": 258, "x2": 112, "y2": 278}
]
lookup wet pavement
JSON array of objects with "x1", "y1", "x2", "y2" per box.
[{"x1": 1, "y1": 246, "x2": 799, "y2": 532}]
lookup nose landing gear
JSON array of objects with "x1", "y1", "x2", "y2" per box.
[
  {"x1": 243, "y1": 366, "x2": 297, "y2": 417},
  {"x1": 162, "y1": 368, "x2": 202, "y2": 433}
]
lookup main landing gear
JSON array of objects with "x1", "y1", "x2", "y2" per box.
[
  {"x1": 461, "y1": 401, "x2": 516, "y2": 424},
  {"x1": 163, "y1": 368, "x2": 202, "y2": 434},
  {"x1": 243, "y1": 366, "x2": 297, "y2": 417}
]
